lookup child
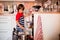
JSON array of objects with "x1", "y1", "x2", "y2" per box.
[{"x1": 16, "y1": 4, "x2": 25, "y2": 32}]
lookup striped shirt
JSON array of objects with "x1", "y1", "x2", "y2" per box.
[
  {"x1": 19, "y1": 16, "x2": 24, "y2": 27},
  {"x1": 16, "y1": 12, "x2": 24, "y2": 27}
]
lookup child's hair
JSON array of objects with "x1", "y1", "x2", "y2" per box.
[{"x1": 17, "y1": 4, "x2": 25, "y2": 11}]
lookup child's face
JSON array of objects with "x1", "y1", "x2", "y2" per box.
[{"x1": 19, "y1": 9, "x2": 23, "y2": 13}]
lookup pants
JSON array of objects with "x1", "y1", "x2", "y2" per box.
[{"x1": 16, "y1": 27, "x2": 23, "y2": 32}]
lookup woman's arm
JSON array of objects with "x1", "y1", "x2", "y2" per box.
[
  {"x1": 16, "y1": 20, "x2": 25, "y2": 30},
  {"x1": 24, "y1": 13, "x2": 32, "y2": 17}
]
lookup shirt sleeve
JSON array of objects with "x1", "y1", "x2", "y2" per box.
[{"x1": 16, "y1": 13, "x2": 20, "y2": 20}]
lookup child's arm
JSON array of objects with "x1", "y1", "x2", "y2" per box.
[{"x1": 16, "y1": 20, "x2": 25, "y2": 30}]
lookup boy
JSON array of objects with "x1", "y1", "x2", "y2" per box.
[{"x1": 16, "y1": 4, "x2": 25, "y2": 32}]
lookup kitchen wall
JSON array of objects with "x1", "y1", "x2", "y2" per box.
[
  {"x1": 0, "y1": 0, "x2": 35, "y2": 1},
  {"x1": 0, "y1": 1, "x2": 35, "y2": 13}
]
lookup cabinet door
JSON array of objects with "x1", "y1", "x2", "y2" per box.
[{"x1": 0, "y1": 15, "x2": 15, "y2": 40}]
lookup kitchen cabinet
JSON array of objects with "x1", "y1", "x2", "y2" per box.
[
  {"x1": 34, "y1": 12, "x2": 60, "y2": 40},
  {"x1": 0, "y1": 14, "x2": 15, "y2": 40}
]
